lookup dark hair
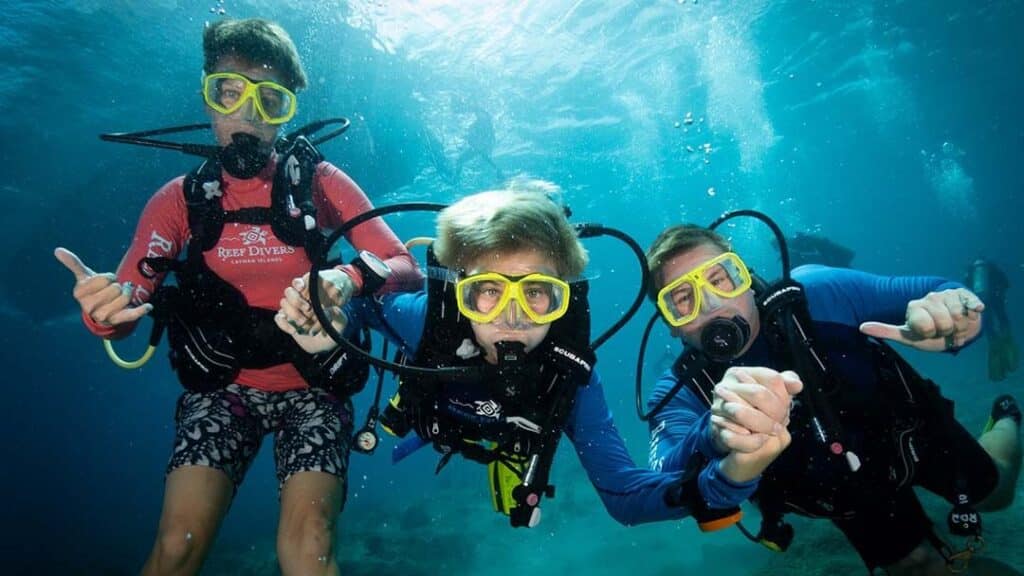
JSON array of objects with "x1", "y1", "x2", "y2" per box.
[
  {"x1": 645, "y1": 225, "x2": 731, "y2": 300},
  {"x1": 203, "y1": 19, "x2": 307, "y2": 91}
]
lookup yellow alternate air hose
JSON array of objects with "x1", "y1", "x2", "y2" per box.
[
  {"x1": 404, "y1": 237, "x2": 434, "y2": 250},
  {"x1": 104, "y1": 338, "x2": 157, "y2": 369}
]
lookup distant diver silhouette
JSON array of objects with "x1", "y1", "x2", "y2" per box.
[
  {"x1": 454, "y1": 105, "x2": 503, "y2": 183},
  {"x1": 966, "y1": 258, "x2": 1019, "y2": 381},
  {"x1": 774, "y1": 232, "x2": 856, "y2": 268}
]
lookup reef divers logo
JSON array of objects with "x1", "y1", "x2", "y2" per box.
[
  {"x1": 216, "y1": 225, "x2": 296, "y2": 263},
  {"x1": 240, "y1": 226, "x2": 268, "y2": 246},
  {"x1": 136, "y1": 230, "x2": 173, "y2": 302}
]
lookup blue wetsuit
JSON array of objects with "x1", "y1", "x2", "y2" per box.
[
  {"x1": 650, "y1": 266, "x2": 963, "y2": 472},
  {"x1": 648, "y1": 265, "x2": 995, "y2": 567},
  {"x1": 347, "y1": 291, "x2": 755, "y2": 526}
]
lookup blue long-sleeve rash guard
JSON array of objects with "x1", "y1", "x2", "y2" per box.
[
  {"x1": 648, "y1": 265, "x2": 968, "y2": 497},
  {"x1": 345, "y1": 291, "x2": 725, "y2": 526}
]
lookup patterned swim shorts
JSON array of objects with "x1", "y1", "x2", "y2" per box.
[{"x1": 168, "y1": 383, "x2": 354, "y2": 494}]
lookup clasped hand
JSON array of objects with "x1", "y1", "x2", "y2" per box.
[
  {"x1": 275, "y1": 270, "x2": 355, "y2": 354},
  {"x1": 711, "y1": 367, "x2": 803, "y2": 483}
]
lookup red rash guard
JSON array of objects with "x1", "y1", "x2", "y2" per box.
[{"x1": 83, "y1": 159, "x2": 423, "y2": 392}]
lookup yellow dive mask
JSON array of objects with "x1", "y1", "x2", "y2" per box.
[
  {"x1": 202, "y1": 72, "x2": 297, "y2": 125},
  {"x1": 455, "y1": 272, "x2": 570, "y2": 325},
  {"x1": 656, "y1": 252, "x2": 752, "y2": 327}
]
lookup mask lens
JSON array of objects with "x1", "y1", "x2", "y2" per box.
[
  {"x1": 658, "y1": 277, "x2": 698, "y2": 326},
  {"x1": 205, "y1": 75, "x2": 247, "y2": 114},
  {"x1": 255, "y1": 84, "x2": 295, "y2": 123},
  {"x1": 701, "y1": 254, "x2": 750, "y2": 297},
  {"x1": 466, "y1": 278, "x2": 508, "y2": 316},
  {"x1": 520, "y1": 278, "x2": 566, "y2": 321}
]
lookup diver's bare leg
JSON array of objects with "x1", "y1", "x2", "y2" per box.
[
  {"x1": 977, "y1": 417, "x2": 1021, "y2": 511},
  {"x1": 141, "y1": 466, "x2": 233, "y2": 576},
  {"x1": 277, "y1": 471, "x2": 345, "y2": 576}
]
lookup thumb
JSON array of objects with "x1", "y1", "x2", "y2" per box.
[
  {"x1": 329, "y1": 307, "x2": 348, "y2": 331},
  {"x1": 275, "y1": 311, "x2": 300, "y2": 337},
  {"x1": 775, "y1": 425, "x2": 792, "y2": 452},
  {"x1": 55, "y1": 247, "x2": 93, "y2": 281},
  {"x1": 860, "y1": 321, "x2": 948, "y2": 352},
  {"x1": 779, "y1": 370, "x2": 804, "y2": 396},
  {"x1": 859, "y1": 321, "x2": 913, "y2": 343},
  {"x1": 960, "y1": 291, "x2": 985, "y2": 314}
]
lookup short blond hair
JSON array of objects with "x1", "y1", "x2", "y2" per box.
[
  {"x1": 645, "y1": 225, "x2": 731, "y2": 300},
  {"x1": 203, "y1": 19, "x2": 307, "y2": 91},
  {"x1": 434, "y1": 182, "x2": 588, "y2": 279}
]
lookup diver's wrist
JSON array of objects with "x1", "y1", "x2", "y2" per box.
[{"x1": 349, "y1": 250, "x2": 391, "y2": 296}]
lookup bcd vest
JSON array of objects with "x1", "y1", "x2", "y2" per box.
[
  {"x1": 674, "y1": 278, "x2": 951, "y2": 521},
  {"x1": 379, "y1": 250, "x2": 596, "y2": 527},
  {"x1": 143, "y1": 135, "x2": 369, "y2": 397}
]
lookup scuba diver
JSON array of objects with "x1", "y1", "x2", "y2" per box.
[
  {"x1": 276, "y1": 184, "x2": 798, "y2": 529},
  {"x1": 453, "y1": 104, "x2": 503, "y2": 183},
  {"x1": 639, "y1": 219, "x2": 1022, "y2": 575},
  {"x1": 773, "y1": 231, "x2": 855, "y2": 269},
  {"x1": 55, "y1": 19, "x2": 421, "y2": 576},
  {"x1": 966, "y1": 259, "x2": 1019, "y2": 382}
]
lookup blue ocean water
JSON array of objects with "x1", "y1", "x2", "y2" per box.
[{"x1": 1, "y1": 1, "x2": 1022, "y2": 574}]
